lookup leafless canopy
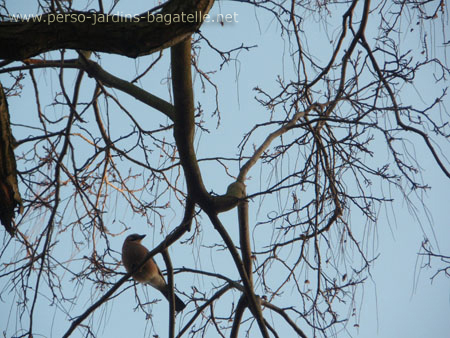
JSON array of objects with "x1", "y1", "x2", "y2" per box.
[{"x1": 0, "y1": 0, "x2": 449, "y2": 337}]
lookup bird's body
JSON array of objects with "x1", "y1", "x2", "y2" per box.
[{"x1": 122, "y1": 234, "x2": 186, "y2": 312}]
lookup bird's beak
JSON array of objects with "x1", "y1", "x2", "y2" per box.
[{"x1": 137, "y1": 234, "x2": 146, "y2": 240}]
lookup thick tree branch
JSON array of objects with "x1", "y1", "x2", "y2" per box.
[
  {"x1": 0, "y1": 0, "x2": 215, "y2": 61},
  {"x1": 0, "y1": 59, "x2": 175, "y2": 120},
  {"x1": 238, "y1": 106, "x2": 316, "y2": 182},
  {"x1": 162, "y1": 249, "x2": 176, "y2": 338},
  {"x1": 230, "y1": 295, "x2": 247, "y2": 338},
  {"x1": 81, "y1": 58, "x2": 175, "y2": 120},
  {"x1": 238, "y1": 198, "x2": 252, "y2": 285},
  {"x1": 0, "y1": 82, "x2": 22, "y2": 236},
  {"x1": 206, "y1": 211, "x2": 269, "y2": 338},
  {"x1": 171, "y1": 38, "x2": 211, "y2": 205}
]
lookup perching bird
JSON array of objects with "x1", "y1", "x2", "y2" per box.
[{"x1": 122, "y1": 233, "x2": 186, "y2": 312}]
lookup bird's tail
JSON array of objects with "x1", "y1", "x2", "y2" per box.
[{"x1": 161, "y1": 289, "x2": 186, "y2": 312}]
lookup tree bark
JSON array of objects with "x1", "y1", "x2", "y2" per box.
[
  {"x1": 0, "y1": 0, "x2": 214, "y2": 61},
  {"x1": 0, "y1": 82, "x2": 23, "y2": 236},
  {"x1": 171, "y1": 37, "x2": 211, "y2": 206}
]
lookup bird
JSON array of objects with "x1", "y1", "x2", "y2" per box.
[{"x1": 122, "y1": 233, "x2": 186, "y2": 312}]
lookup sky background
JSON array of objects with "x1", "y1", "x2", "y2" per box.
[{"x1": 1, "y1": 1, "x2": 450, "y2": 337}]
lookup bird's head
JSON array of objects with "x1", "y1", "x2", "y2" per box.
[{"x1": 125, "y1": 233, "x2": 146, "y2": 243}]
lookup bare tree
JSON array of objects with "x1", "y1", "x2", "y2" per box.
[{"x1": 0, "y1": 0, "x2": 449, "y2": 337}]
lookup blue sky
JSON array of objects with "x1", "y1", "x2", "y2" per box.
[{"x1": 1, "y1": 1, "x2": 450, "y2": 337}]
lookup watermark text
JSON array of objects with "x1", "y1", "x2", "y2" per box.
[{"x1": 5, "y1": 11, "x2": 239, "y2": 26}]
